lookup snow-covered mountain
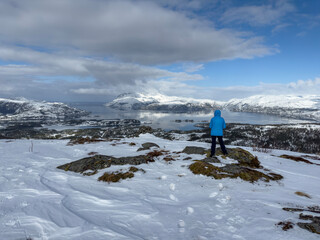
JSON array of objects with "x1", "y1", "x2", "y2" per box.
[
  {"x1": 107, "y1": 93, "x2": 320, "y2": 121},
  {"x1": 225, "y1": 95, "x2": 320, "y2": 121},
  {"x1": 0, "y1": 98, "x2": 88, "y2": 121},
  {"x1": 106, "y1": 93, "x2": 223, "y2": 112}
]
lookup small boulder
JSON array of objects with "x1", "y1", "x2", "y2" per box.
[
  {"x1": 182, "y1": 146, "x2": 207, "y2": 155},
  {"x1": 216, "y1": 147, "x2": 261, "y2": 168},
  {"x1": 137, "y1": 142, "x2": 160, "y2": 151}
]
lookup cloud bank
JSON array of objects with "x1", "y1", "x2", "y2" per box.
[{"x1": 0, "y1": 0, "x2": 318, "y2": 102}]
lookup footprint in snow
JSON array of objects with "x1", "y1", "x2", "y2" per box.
[
  {"x1": 186, "y1": 207, "x2": 194, "y2": 215},
  {"x1": 169, "y1": 194, "x2": 178, "y2": 201},
  {"x1": 161, "y1": 175, "x2": 167, "y2": 180},
  {"x1": 178, "y1": 220, "x2": 185, "y2": 233},
  {"x1": 217, "y1": 195, "x2": 231, "y2": 204},
  {"x1": 169, "y1": 183, "x2": 176, "y2": 191},
  {"x1": 209, "y1": 192, "x2": 218, "y2": 198},
  {"x1": 218, "y1": 183, "x2": 224, "y2": 191}
]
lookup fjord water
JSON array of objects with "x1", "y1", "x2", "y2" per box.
[{"x1": 70, "y1": 102, "x2": 310, "y2": 130}]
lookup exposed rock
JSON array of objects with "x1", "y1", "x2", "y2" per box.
[
  {"x1": 298, "y1": 214, "x2": 320, "y2": 234},
  {"x1": 202, "y1": 157, "x2": 221, "y2": 163},
  {"x1": 182, "y1": 146, "x2": 207, "y2": 155},
  {"x1": 279, "y1": 154, "x2": 320, "y2": 165},
  {"x1": 137, "y1": 142, "x2": 160, "y2": 151},
  {"x1": 98, "y1": 171, "x2": 134, "y2": 183},
  {"x1": 295, "y1": 191, "x2": 311, "y2": 199},
  {"x1": 189, "y1": 158, "x2": 282, "y2": 183},
  {"x1": 67, "y1": 137, "x2": 106, "y2": 145},
  {"x1": 137, "y1": 126, "x2": 153, "y2": 135},
  {"x1": 57, "y1": 154, "x2": 155, "y2": 174},
  {"x1": 277, "y1": 221, "x2": 294, "y2": 231},
  {"x1": 217, "y1": 147, "x2": 261, "y2": 168}
]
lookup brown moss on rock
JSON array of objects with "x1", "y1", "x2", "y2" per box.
[
  {"x1": 279, "y1": 154, "x2": 320, "y2": 165},
  {"x1": 206, "y1": 147, "x2": 261, "y2": 168},
  {"x1": 98, "y1": 171, "x2": 134, "y2": 183},
  {"x1": 277, "y1": 221, "x2": 294, "y2": 231},
  {"x1": 282, "y1": 207, "x2": 320, "y2": 235},
  {"x1": 189, "y1": 160, "x2": 282, "y2": 183},
  {"x1": 295, "y1": 191, "x2": 311, "y2": 199},
  {"x1": 67, "y1": 137, "x2": 105, "y2": 145},
  {"x1": 57, "y1": 154, "x2": 154, "y2": 174},
  {"x1": 98, "y1": 166, "x2": 145, "y2": 183}
]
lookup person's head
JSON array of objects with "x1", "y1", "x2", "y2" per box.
[{"x1": 214, "y1": 109, "x2": 221, "y2": 117}]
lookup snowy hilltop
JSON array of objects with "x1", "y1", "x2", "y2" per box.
[
  {"x1": 225, "y1": 95, "x2": 320, "y2": 122},
  {"x1": 0, "y1": 97, "x2": 88, "y2": 121},
  {"x1": 106, "y1": 92, "x2": 223, "y2": 112},
  {"x1": 1, "y1": 134, "x2": 320, "y2": 239},
  {"x1": 107, "y1": 93, "x2": 320, "y2": 121}
]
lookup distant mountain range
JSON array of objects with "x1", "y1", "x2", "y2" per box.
[
  {"x1": 107, "y1": 93, "x2": 320, "y2": 121},
  {"x1": 0, "y1": 98, "x2": 88, "y2": 121}
]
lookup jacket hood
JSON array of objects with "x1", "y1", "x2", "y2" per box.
[{"x1": 214, "y1": 109, "x2": 221, "y2": 117}]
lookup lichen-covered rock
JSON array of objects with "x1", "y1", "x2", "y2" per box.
[
  {"x1": 137, "y1": 142, "x2": 160, "y2": 151},
  {"x1": 213, "y1": 147, "x2": 261, "y2": 168},
  {"x1": 57, "y1": 154, "x2": 154, "y2": 174},
  {"x1": 182, "y1": 146, "x2": 207, "y2": 155},
  {"x1": 189, "y1": 161, "x2": 282, "y2": 183}
]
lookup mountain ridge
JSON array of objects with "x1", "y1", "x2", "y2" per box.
[
  {"x1": 0, "y1": 97, "x2": 89, "y2": 121},
  {"x1": 106, "y1": 93, "x2": 320, "y2": 121}
]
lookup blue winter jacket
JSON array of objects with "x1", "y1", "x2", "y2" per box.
[{"x1": 209, "y1": 110, "x2": 226, "y2": 136}]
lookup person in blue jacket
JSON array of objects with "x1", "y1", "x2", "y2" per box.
[{"x1": 209, "y1": 109, "x2": 228, "y2": 157}]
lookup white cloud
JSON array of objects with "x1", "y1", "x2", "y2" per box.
[
  {"x1": 288, "y1": 78, "x2": 320, "y2": 88},
  {"x1": 0, "y1": 0, "x2": 274, "y2": 64},
  {"x1": 183, "y1": 63, "x2": 204, "y2": 73},
  {"x1": 221, "y1": 0, "x2": 295, "y2": 26}
]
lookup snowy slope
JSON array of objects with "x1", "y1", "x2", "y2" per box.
[
  {"x1": 106, "y1": 93, "x2": 223, "y2": 112},
  {"x1": 1, "y1": 135, "x2": 320, "y2": 240},
  {"x1": 0, "y1": 98, "x2": 88, "y2": 121}
]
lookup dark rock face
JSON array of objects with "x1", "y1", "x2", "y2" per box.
[
  {"x1": 137, "y1": 142, "x2": 160, "y2": 151},
  {"x1": 57, "y1": 154, "x2": 155, "y2": 173},
  {"x1": 182, "y1": 146, "x2": 207, "y2": 155}
]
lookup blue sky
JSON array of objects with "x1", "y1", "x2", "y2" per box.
[{"x1": 0, "y1": 0, "x2": 319, "y2": 102}]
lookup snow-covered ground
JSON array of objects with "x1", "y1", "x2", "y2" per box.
[{"x1": 1, "y1": 134, "x2": 319, "y2": 240}]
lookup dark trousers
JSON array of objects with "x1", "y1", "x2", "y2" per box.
[{"x1": 211, "y1": 136, "x2": 227, "y2": 156}]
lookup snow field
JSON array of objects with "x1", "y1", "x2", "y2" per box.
[{"x1": 0, "y1": 134, "x2": 320, "y2": 239}]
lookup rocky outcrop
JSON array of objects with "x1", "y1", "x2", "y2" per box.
[
  {"x1": 57, "y1": 154, "x2": 155, "y2": 174},
  {"x1": 137, "y1": 142, "x2": 160, "y2": 151},
  {"x1": 189, "y1": 148, "x2": 282, "y2": 183}
]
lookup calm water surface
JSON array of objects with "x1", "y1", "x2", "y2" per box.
[{"x1": 69, "y1": 102, "x2": 311, "y2": 131}]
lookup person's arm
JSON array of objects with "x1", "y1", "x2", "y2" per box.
[
  {"x1": 222, "y1": 119, "x2": 226, "y2": 129},
  {"x1": 209, "y1": 118, "x2": 213, "y2": 129}
]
